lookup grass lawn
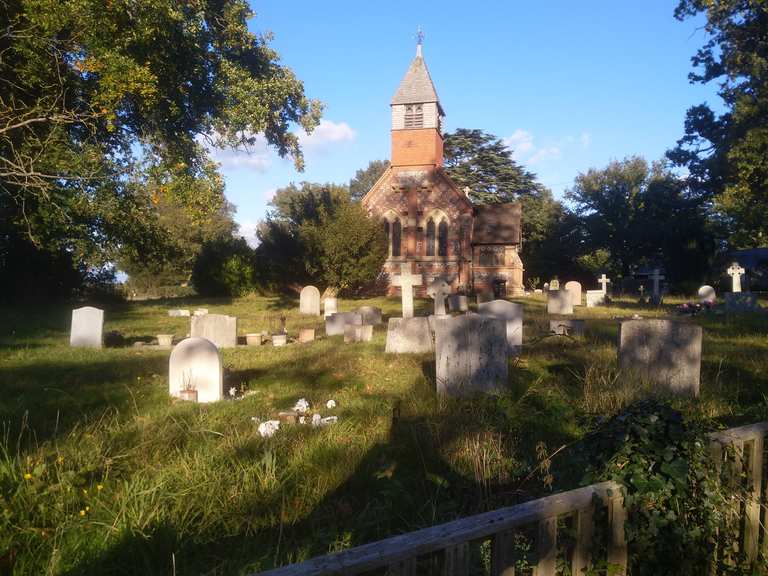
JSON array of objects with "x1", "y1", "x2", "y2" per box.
[{"x1": 1, "y1": 294, "x2": 767, "y2": 574}]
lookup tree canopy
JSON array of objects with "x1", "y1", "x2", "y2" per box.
[{"x1": 349, "y1": 160, "x2": 389, "y2": 202}]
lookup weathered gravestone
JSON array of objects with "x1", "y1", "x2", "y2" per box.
[
  {"x1": 272, "y1": 334, "x2": 287, "y2": 347},
  {"x1": 618, "y1": 319, "x2": 702, "y2": 396},
  {"x1": 391, "y1": 262, "x2": 423, "y2": 318},
  {"x1": 549, "y1": 279, "x2": 560, "y2": 290},
  {"x1": 478, "y1": 299, "x2": 523, "y2": 355},
  {"x1": 585, "y1": 290, "x2": 605, "y2": 308},
  {"x1": 168, "y1": 337, "x2": 223, "y2": 403},
  {"x1": 434, "y1": 315, "x2": 508, "y2": 396},
  {"x1": 190, "y1": 314, "x2": 237, "y2": 348},
  {"x1": 385, "y1": 318, "x2": 433, "y2": 353},
  {"x1": 550, "y1": 319, "x2": 585, "y2": 337},
  {"x1": 298, "y1": 328, "x2": 315, "y2": 343},
  {"x1": 344, "y1": 324, "x2": 373, "y2": 343},
  {"x1": 426, "y1": 278, "x2": 451, "y2": 316},
  {"x1": 447, "y1": 294, "x2": 469, "y2": 313},
  {"x1": 323, "y1": 297, "x2": 338, "y2": 318},
  {"x1": 697, "y1": 285, "x2": 716, "y2": 304},
  {"x1": 725, "y1": 293, "x2": 759, "y2": 312},
  {"x1": 193, "y1": 308, "x2": 208, "y2": 316},
  {"x1": 356, "y1": 306, "x2": 383, "y2": 325},
  {"x1": 326, "y1": 312, "x2": 362, "y2": 336},
  {"x1": 547, "y1": 290, "x2": 573, "y2": 315},
  {"x1": 168, "y1": 309, "x2": 190, "y2": 317},
  {"x1": 564, "y1": 281, "x2": 583, "y2": 307},
  {"x1": 649, "y1": 269, "x2": 666, "y2": 305},
  {"x1": 299, "y1": 286, "x2": 321, "y2": 316},
  {"x1": 727, "y1": 262, "x2": 745, "y2": 293},
  {"x1": 70, "y1": 306, "x2": 104, "y2": 348},
  {"x1": 476, "y1": 292, "x2": 494, "y2": 305}
]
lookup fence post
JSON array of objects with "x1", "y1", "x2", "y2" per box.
[
  {"x1": 571, "y1": 505, "x2": 594, "y2": 575},
  {"x1": 744, "y1": 435, "x2": 764, "y2": 562},
  {"x1": 442, "y1": 543, "x2": 469, "y2": 576},
  {"x1": 491, "y1": 530, "x2": 516, "y2": 576},
  {"x1": 607, "y1": 492, "x2": 627, "y2": 576},
  {"x1": 535, "y1": 516, "x2": 557, "y2": 576}
]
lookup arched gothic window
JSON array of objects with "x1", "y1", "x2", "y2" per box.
[
  {"x1": 383, "y1": 220, "x2": 390, "y2": 249},
  {"x1": 438, "y1": 220, "x2": 448, "y2": 257},
  {"x1": 426, "y1": 219, "x2": 436, "y2": 256},
  {"x1": 392, "y1": 219, "x2": 402, "y2": 257}
]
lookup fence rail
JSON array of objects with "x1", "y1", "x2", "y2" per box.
[{"x1": 256, "y1": 422, "x2": 768, "y2": 576}]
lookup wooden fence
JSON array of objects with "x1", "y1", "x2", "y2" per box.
[{"x1": 256, "y1": 422, "x2": 768, "y2": 576}]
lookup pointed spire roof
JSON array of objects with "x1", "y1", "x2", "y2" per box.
[{"x1": 391, "y1": 49, "x2": 444, "y2": 115}]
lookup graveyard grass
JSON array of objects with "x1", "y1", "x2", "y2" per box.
[{"x1": 2, "y1": 295, "x2": 768, "y2": 574}]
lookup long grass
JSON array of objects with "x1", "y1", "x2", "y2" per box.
[{"x1": 1, "y1": 293, "x2": 767, "y2": 574}]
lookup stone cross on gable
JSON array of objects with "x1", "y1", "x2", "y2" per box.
[
  {"x1": 650, "y1": 269, "x2": 665, "y2": 297},
  {"x1": 426, "y1": 277, "x2": 450, "y2": 316},
  {"x1": 727, "y1": 262, "x2": 745, "y2": 293},
  {"x1": 391, "y1": 262, "x2": 423, "y2": 318},
  {"x1": 598, "y1": 274, "x2": 611, "y2": 294}
]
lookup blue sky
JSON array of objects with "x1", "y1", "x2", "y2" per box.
[{"x1": 213, "y1": 1, "x2": 722, "y2": 244}]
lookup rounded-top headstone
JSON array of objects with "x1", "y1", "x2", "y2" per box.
[
  {"x1": 169, "y1": 337, "x2": 223, "y2": 403},
  {"x1": 697, "y1": 285, "x2": 716, "y2": 304},
  {"x1": 299, "y1": 285, "x2": 321, "y2": 316},
  {"x1": 564, "y1": 281, "x2": 583, "y2": 307},
  {"x1": 70, "y1": 306, "x2": 104, "y2": 348}
]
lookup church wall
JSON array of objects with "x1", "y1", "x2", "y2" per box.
[
  {"x1": 391, "y1": 105, "x2": 405, "y2": 130},
  {"x1": 391, "y1": 129, "x2": 443, "y2": 167}
]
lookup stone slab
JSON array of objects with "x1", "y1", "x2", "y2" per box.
[
  {"x1": 585, "y1": 290, "x2": 606, "y2": 308},
  {"x1": 326, "y1": 312, "x2": 362, "y2": 336},
  {"x1": 299, "y1": 286, "x2": 321, "y2": 316},
  {"x1": 478, "y1": 299, "x2": 523, "y2": 355},
  {"x1": 169, "y1": 337, "x2": 223, "y2": 403},
  {"x1": 190, "y1": 314, "x2": 237, "y2": 348},
  {"x1": 344, "y1": 324, "x2": 373, "y2": 343},
  {"x1": 245, "y1": 333, "x2": 264, "y2": 346},
  {"x1": 272, "y1": 334, "x2": 287, "y2": 347},
  {"x1": 547, "y1": 290, "x2": 573, "y2": 315},
  {"x1": 385, "y1": 317, "x2": 433, "y2": 354},
  {"x1": 356, "y1": 306, "x2": 383, "y2": 325},
  {"x1": 70, "y1": 306, "x2": 104, "y2": 348},
  {"x1": 564, "y1": 281, "x2": 583, "y2": 307},
  {"x1": 168, "y1": 309, "x2": 190, "y2": 317},
  {"x1": 550, "y1": 319, "x2": 585, "y2": 337}
]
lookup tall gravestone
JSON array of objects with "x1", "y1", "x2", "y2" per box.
[
  {"x1": 168, "y1": 337, "x2": 223, "y2": 403},
  {"x1": 391, "y1": 262, "x2": 423, "y2": 318},
  {"x1": 434, "y1": 315, "x2": 508, "y2": 396},
  {"x1": 478, "y1": 299, "x2": 523, "y2": 355},
  {"x1": 190, "y1": 314, "x2": 237, "y2": 348},
  {"x1": 618, "y1": 319, "x2": 702, "y2": 396},
  {"x1": 385, "y1": 318, "x2": 433, "y2": 353},
  {"x1": 727, "y1": 262, "x2": 745, "y2": 293},
  {"x1": 299, "y1": 286, "x2": 321, "y2": 316},
  {"x1": 323, "y1": 297, "x2": 338, "y2": 318},
  {"x1": 564, "y1": 281, "x2": 582, "y2": 307},
  {"x1": 547, "y1": 290, "x2": 573, "y2": 315},
  {"x1": 426, "y1": 278, "x2": 450, "y2": 316},
  {"x1": 70, "y1": 306, "x2": 104, "y2": 348},
  {"x1": 326, "y1": 312, "x2": 362, "y2": 336}
]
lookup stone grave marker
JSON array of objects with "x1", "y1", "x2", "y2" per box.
[
  {"x1": 157, "y1": 334, "x2": 174, "y2": 347},
  {"x1": 564, "y1": 281, "x2": 583, "y2": 307},
  {"x1": 727, "y1": 262, "x2": 745, "y2": 293},
  {"x1": 168, "y1": 337, "x2": 223, "y2": 403},
  {"x1": 190, "y1": 314, "x2": 237, "y2": 348},
  {"x1": 649, "y1": 269, "x2": 665, "y2": 305},
  {"x1": 618, "y1": 319, "x2": 702, "y2": 396},
  {"x1": 478, "y1": 299, "x2": 523, "y2": 355},
  {"x1": 70, "y1": 306, "x2": 104, "y2": 348},
  {"x1": 550, "y1": 319, "x2": 585, "y2": 337},
  {"x1": 272, "y1": 334, "x2": 287, "y2": 347},
  {"x1": 385, "y1": 318, "x2": 433, "y2": 353},
  {"x1": 547, "y1": 290, "x2": 573, "y2": 315},
  {"x1": 725, "y1": 293, "x2": 758, "y2": 312},
  {"x1": 598, "y1": 273, "x2": 611, "y2": 294},
  {"x1": 476, "y1": 292, "x2": 494, "y2": 305},
  {"x1": 193, "y1": 308, "x2": 208, "y2": 316},
  {"x1": 585, "y1": 290, "x2": 605, "y2": 308},
  {"x1": 697, "y1": 285, "x2": 716, "y2": 304},
  {"x1": 549, "y1": 279, "x2": 560, "y2": 290},
  {"x1": 391, "y1": 262, "x2": 423, "y2": 318},
  {"x1": 168, "y1": 309, "x2": 190, "y2": 317},
  {"x1": 245, "y1": 333, "x2": 264, "y2": 346},
  {"x1": 299, "y1": 286, "x2": 321, "y2": 316},
  {"x1": 344, "y1": 324, "x2": 373, "y2": 343},
  {"x1": 323, "y1": 297, "x2": 338, "y2": 318},
  {"x1": 426, "y1": 278, "x2": 451, "y2": 316},
  {"x1": 356, "y1": 306, "x2": 383, "y2": 325},
  {"x1": 298, "y1": 328, "x2": 315, "y2": 343},
  {"x1": 434, "y1": 315, "x2": 508, "y2": 397},
  {"x1": 447, "y1": 294, "x2": 469, "y2": 313},
  {"x1": 326, "y1": 312, "x2": 362, "y2": 336}
]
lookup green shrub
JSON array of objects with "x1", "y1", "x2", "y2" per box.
[{"x1": 191, "y1": 237, "x2": 256, "y2": 297}]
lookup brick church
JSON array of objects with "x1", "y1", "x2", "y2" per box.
[{"x1": 362, "y1": 40, "x2": 524, "y2": 297}]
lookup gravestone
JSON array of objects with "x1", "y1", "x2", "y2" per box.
[
  {"x1": 157, "y1": 334, "x2": 174, "y2": 347},
  {"x1": 697, "y1": 285, "x2": 716, "y2": 304},
  {"x1": 564, "y1": 281, "x2": 583, "y2": 307},
  {"x1": 546, "y1": 290, "x2": 573, "y2": 315},
  {"x1": 190, "y1": 314, "x2": 237, "y2": 348},
  {"x1": 618, "y1": 319, "x2": 702, "y2": 396},
  {"x1": 272, "y1": 334, "x2": 287, "y2": 347},
  {"x1": 727, "y1": 262, "x2": 745, "y2": 293},
  {"x1": 298, "y1": 328, "x2": 315, "y2": 343},
  {"x1": 357, "y1": 306, "x2": 383, "y2": 325},
  {"x1": 385, "y1": 318, "x2": 433, "y2": 353},
  {"x1": 478, "y1": 299, "x2": 523, "y2": 355},
  {"x1": 193, "y1": 308, "x2": 208, "y2": 316},
  {"x1": 725, "y1": 293, "x2": 758, "y2": 312},
  {"x1": 323, "y1": 297, "x2": 338, "y2": 318},
  {"x1": 426, "y1": 278, "x2": 451, "y2": 316},
  {"x1": 586, "y1": 290, "x2": 606, "y2": 308},
  {"x1": 168, "y1": 309, "x2": 190, "y2": 317},
  {"x1": 168, "y1": 337, "x2": 223, "y2": 403},
  {"x1": 476, "y1": 292, "x2": 494, "y2": 305},
  {"x1": 70, "y1": 306, "x2": 104, "y2": 348},
  {"x1": 549, "y1": 279, "x2": 560, "y2": 290},
  {"x1": 391, "y1": 262, "x2": 423, "y2": 318},
  {"x1": 550, "y1": 319, "x2": 585, "y2": 337},
  {"x1": 299, "y1": 286, "x2": 321, "y2": 316},
  {"x1": 326, "y1": 312, "x2": 362, "y2": 336},
  {"x1": 246, "y1": 333, "x2": 264, "y2": 346},
  {"x1": 344, "y1": 324, "x2": 373, "y2": 343},
  {"x1": 447, "y1": 294, "x2": 469, "y2": 312},
  {"x1": 597, "y1": 274, "x2": 611, "y2": 294},
  {"x1": 434, "y1": 315, "x2": 508, "y2": 396}
]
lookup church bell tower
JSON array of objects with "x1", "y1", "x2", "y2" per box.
[{"x1": 390, "y1": 31, "x2": 445, "y2": 168}]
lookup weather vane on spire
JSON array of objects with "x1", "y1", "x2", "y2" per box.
[{"x1": 415, "y1": 26, "x2": 424, "y2": 56}]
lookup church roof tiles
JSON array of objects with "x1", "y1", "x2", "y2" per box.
[{"x1": 391, "y1": 55, "x2": 443, "y2": 114}]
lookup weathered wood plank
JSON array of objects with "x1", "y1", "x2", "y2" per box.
[
  {"x1": 388, "y1": 557, "x2": 416, "y2": 576},
  {"x1": 491, "y1": 531, "x2": 515, "y2": 576},
  {"x1": 535, "y1": 517, "x2": 557, "y2": 576},
  {"x1": 571, "y1": 506, "x2": 593, "y2": 575},
  {"x1": 442, "y1": 542, "x2": 469, "y2": 576},
  {"x1": 744, "y1": 436, "x2": 763, "y2": 562},
  {"x1": 606, "y1": 494, "x2": 627, "y2": 576},
  {"x1": 709, "y1": 422, "x2": 768, "y2": 444},
  {"x1": 255, "y1": 482, "x2": 620, "y2": 576}
]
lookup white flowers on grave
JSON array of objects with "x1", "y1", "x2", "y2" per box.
[
  {"x1": 326, "y1": 399, "x2": 337, "y2": 409},
  {"x1": 293, "y1": 398, "x2": 310, "y2": 414},
  {"x1": 258, "y1": 420, "x2": 280, "y2": 438},
  {"x1": 229, "y1": 386, "x2": 237, "y2": 398}
]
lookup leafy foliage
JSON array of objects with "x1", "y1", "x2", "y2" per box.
[
  {"x1": 668, "y1": 0, "x2": 768, "y2": 247},
  {"x1": 191, "y1": 237, "x2": 255, "y2": 297},
  {"x1": 349, "y1": 160, "x2": 389, "y2": 202}
]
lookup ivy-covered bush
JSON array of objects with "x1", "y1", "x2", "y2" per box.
[{"x1": 191, "y1": 237, "x2": 256, "y2": 297}]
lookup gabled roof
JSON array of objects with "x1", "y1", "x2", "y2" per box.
[
  {"x1": 391, "y1": 54, "x2": 444, "y2": 115},
  {"x1": 472, "y1": 204, "x2": 522, "y2": 245}
]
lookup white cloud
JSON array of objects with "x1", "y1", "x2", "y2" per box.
[
  {"x1": 580, "y1": 132, "x2": 592, "y2": 149},
  {"x1": 503, "y1": 129, "x2": 535, "y2": 161},
  {"x1": 204, "y1": 133, "x2": 272, "y2": 172},
  {"x1": 298, "y1": 119, "x2": 356, "y2": 152},
  {"x1": 503, "y1": 129, "x2": 589, "y2": 166},
  {"x1": 237, "y1": 221, "x2": 260, "y2": 248},
  {"x1": 528, "y1": 146, "x2": 562, "y2": 165}
]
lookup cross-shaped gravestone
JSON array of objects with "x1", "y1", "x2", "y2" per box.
[
  {"x1": 638, "y1": 285, "x2": 645, "y2": 296},
  {"x1": 598, "y1": 274, "x2": 611, "y2": 294},
  {"x1": 650, "y1": 269, "x2": 665, "y2": 297},
  {"x1": 426, "y1": 278, "x2": 450, "y2": 316},
  {"x1": 391, "y1": 262, "x2": 423, "y2": 318},
  {"x1": 727, "y1": 262, "x2": 745, "y2": 293}
]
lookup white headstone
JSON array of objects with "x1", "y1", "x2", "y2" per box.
[
  {"x1": 649, "y1": 269, "x2": 665, "y2": 297},
  {"x1": 697, "y1": 285, "x2": 716, "y2": 304},
  {"x1": 434, "y1": 315, "x2": 508, "y2": 396},
  {"x1": 385, "y1": 317, "x2": 433, "y2": 353},
  {"x1": 727, "y1": 262, "x2": 745, "y2": 293},
  {"x1": 564, "y1": 281, "x2": 583, "y2": 307},
  {"x1": 426, "y1": 278, "x2": 451, "y2": 316},
  {"x1": 70, "y1": 307, "x2": 104, "y2": 348},
  {"x1": 169, "y1": 337, "x2": 223, "y2": 403},
  {"x1": 585, "y1": 290, "x2": 606, "y2": 308},
  {"x1": 323, "y1": 297, "x2": 338, "y2": 318},
  {"x1": 547, "y1": 290, "x2": 573, "y2": 315},
  {"x1": 190, "y1": 314, "x2": 237, "y2": 348},
  {"x1": 391, "y1": 262, "x2": 423, "y2": 318},
  {"x1": 598, "y1": 274, "x2": 611, "y2": 294},
  {"x1": 478, "y1": 299, "x2": 523, "y2": 355},
  {"x1": 299, "y1": 286, "x2": 321, "y2": 316}
]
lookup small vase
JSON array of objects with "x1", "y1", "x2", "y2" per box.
[{"x1": 179, "y1": 389, "x2": 198, "y2": 402}]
